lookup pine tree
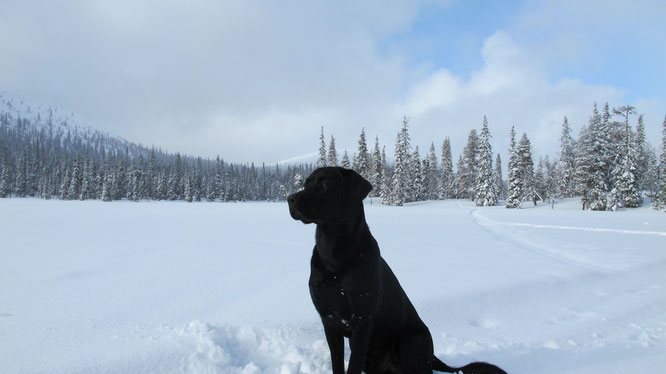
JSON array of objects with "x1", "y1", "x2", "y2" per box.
[
  {"x1": 317, "y1": 127, "x2": 327, "y2": 168},
  {"x1": 370, "y1": 136, "x2": 383, "y2": 197},
  {"x1": 453, "y1": 155, "x2": 465, "y2": 199},
  {"x1": 353, "y1": 128, "x2": 370, "y2": 180},
  {"x1": 534, "y1": 157, "x2": 546, "y2": 203},
  {"x1": 410, "y1": 146, "x2": 424, "y2": 202},
  {"x1": 494, "y1": 153, "x2": 503, "y2": 199},
  {"x1": 634, "y1": 114, "x2": 649, "y2": 192},
  {"x1": 438, "y1": 137, "x2": 454, "y2": 199},
  {"x1": 506, "y1": 126, "x2": 523, "y2": 208},
  {"x1": 327, "y1": 136, "x2": 338, "y2": 167},
  {"x1": 517, "y1": 133, "x2": 536, "y2": 205},
  {"x1": 424, "y1": 143, "x2": 438, "y2": 200},
  {"x1": 341, "y1": 150, "x2": 351, "y2": 169},
  {"x1": 391, "y1": 117, "x2": 411, "y2": 206},
  {"x1": 653, "y1": 116, "x2": 666, "y2": 210},
  {"x1": 558, "y1": 116, "x2": 576, "y2": 197},
  {"x1": 475, "y1": 116, "x2": 498, "y2": 206},
  {"x1": 574, "y1": 104, "x2": 608, "y2": 210},
  {"x1": 459, "y1": 129, "x2": 479, "y2": 200}
]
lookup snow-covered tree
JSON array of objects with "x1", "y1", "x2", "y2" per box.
[
  {"x1": 438, "y1": 137, "x2": 454, "y2": 199},
  {"x1": 390, "y1": 117, "x2": 411, "y2": 206},
  {"x1": 370, "y1": 136, "x2": 383, "y2": 197},
  {"x1": 423, "y1": 143, "x2": 438, "y2": 200},
  {"x1": 558, "y1": 116, "x2": 576, "y2": 197},
  {"x1": 341, "y1": 150, "x2": 351, "y2": 169},
  {"x1": 317, "y1": 127, "x2": 327, "y2": 168},
  {"x1": 458, "y1": 129, "x2": 479, "y2": 200},
  {"x1": 494, "y1": 153, "x2": 503, "y2": 200},
  {"x1": 633, "y1": 114, "x2": 649, "y2": 192},
  {"x1": 293, "y1": 173, "x2": 303, "y2": 192},
  {"x1": 475, "y1": 116, "x2": 498, "y2": 206},
  {"x1": 517, "y1": 133, "x2": 535, "y2": 205},
  {"x1": 505, "y1": 126, "x2": 523, "y2": 208},
  {"x1": 575, "y1": 104, "x2": 608, "y2": 210},
  {"x1": 410, "y1": 146, "x2": 425, "y2": 202},
  {"x1": 327, "y1": 136, "x2": 338, "y2": 167},
  {"x1": 353, "y1": 128, "x2": 370, "y2": 180},
  {"x1": 653, "y1": 116, "x2": 666, "y2": 210}
]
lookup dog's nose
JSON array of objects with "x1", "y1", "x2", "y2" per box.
[{"x1": 288, "y1": 195, "x2": 296, "y2": 205}]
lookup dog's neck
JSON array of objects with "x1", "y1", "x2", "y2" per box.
[{"x1": 314, "y1": 204, "x2": 371, "y2": 263}]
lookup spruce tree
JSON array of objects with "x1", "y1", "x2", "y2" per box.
[
  {"x1": 460, "y1": 129, "x2": 479, "y2": 199},
  {"x1": 494, "y1": 153, "x2": 503, "y2": 199},
  {"x1": 341, "y1": 150, "x2": 351, "y2": 169},
  {"x1": 517, "y1": 133, "x2": 536, "y2": 205},
  {"x1": 634, "y1": 114, "x2": 648, "y2": 192},
  {"x1": 575, "y1": 104, "x2": 608, "y2": 210},
  {"x1": 317, "y1": 127, "x2": 327, "y2": 168},
  {"x1": 410, "y1": 146, "x2": 424, "y2": 202},
  {"x1": 439, "y1": 137, "x2": 454, "y2": 199},
  {"x1": 505, "y1": 126, "x2": 523, "y2": 208},
  {"x1": 475, "y1": 116, "x2": 498, "y2": 206},
  {"x1": 558, "y1": 116, "x2": 576, "y2": 197},
  {"x1": 370, "y1": 136, "x2": 383, "y2": 197},
  {"x1": 353, "y1": 128, "x2": 370, "y2": 180},
  {"x1": 424, "y1": 143, "x2": 438, "y2": 200},
  {"x1": 653, "y1": 116, "x2": 666, "y2": 210},
  {"x1": 327, "y1": 136, "x2": 338, "y2": 167},
  {"x1": 391, "y1": 117, "x2": 411, "y2": 206}
]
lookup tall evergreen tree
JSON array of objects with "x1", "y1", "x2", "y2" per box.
[
  {"x1": 653, "y1": 116, "x2": 666, "y2": 210},
  {"x1": 353, "y1": 128, "x2": 370, "y2": 180},
  {"x1": 517, "y1": 133, "x2": 536, "y2": 205},
  {"x1": 370, "y1": 136, "x2": 383, "y2": 197},
  {"x1": 494, "y1": 153, "x2": 503, "y2": 199},
  {"x1": 410, "y1": 146, "x2": 425, "y2": 202},
  {"x1": 475, "y1": 116, "x2": 498, "y2": 206},
  {"x1": 558, "y1": 116, "x2": 576, "y2": 197},
  {"x1": 390, "y1": 117, "x2": 411, "y2": 206},
  {"x1": 327, "y1": 136, "x2": 338, "y2": 167},
  {"x1": 634, "y1": 114, "x2": 649, "y2": 192},
  {"x1": 459, "y1": 129, "x2": 479, "y2": 199},
  {"x1": 438, "y1": 137, "x2": 454, "y2": 199},
  {"x1": 505, "y1": 126, "x2": 523, "y2": 208},
  {"x1": 341, "y1": 150, "x2": 351, "y2": 169},
  {"x1": 317, "y1": 127, "x2": 327, "y2": 168},
  {"x1": 575, "y1": 104, "x2": 608, "y2": 210}
]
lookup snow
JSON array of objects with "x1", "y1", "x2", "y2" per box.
[{"x1": 1, "y1": 198, "x2": 665, "y2": 373}]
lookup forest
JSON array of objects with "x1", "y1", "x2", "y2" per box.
[{"x1": 1, "y1": 94, "x2": 665, "y2": 211}]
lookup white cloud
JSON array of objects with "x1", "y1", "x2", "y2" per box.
[{"x1": 399, "y1": 31, "x2": 624, "y2": 162}]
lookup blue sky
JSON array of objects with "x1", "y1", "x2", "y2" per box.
[{"x1": 0, "y1": 0, "x2": 664, "y2": 163}]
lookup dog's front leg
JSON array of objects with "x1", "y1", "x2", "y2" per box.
[
  {"x1": 322, "y1": 319, "x2": 346, "y2": 374},
  {"x1": 347, "y1": 315, "x2": 373, "y2": 374}
]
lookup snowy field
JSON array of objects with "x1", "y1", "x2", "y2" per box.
[{"x1": 1, "y1": 198, "x2": 665, "y2": 374}]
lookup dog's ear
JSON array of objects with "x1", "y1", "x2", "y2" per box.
[{"x1": 341, "y1": 168, "x2": 372, "y2": 205}]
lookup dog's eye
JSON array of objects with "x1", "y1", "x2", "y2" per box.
[{"x1": 320, "y1": 181, "x2": 330, "y2": 190}]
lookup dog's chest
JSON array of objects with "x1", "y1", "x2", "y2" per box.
[{"x1": 309, "y1": 269, "x2": 355, "y2": 335}]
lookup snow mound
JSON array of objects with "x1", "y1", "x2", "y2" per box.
[{"x1": 177, "y1": 321, "x2": 333, "y2": 374}]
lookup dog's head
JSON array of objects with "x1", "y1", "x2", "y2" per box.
[{"x1": 288, "y1": 167, "x2": 372, "y2": 224}]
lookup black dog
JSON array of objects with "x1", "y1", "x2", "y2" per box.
[{"x1": 288, "y1": 167, "x2": 506, "y2": 374}]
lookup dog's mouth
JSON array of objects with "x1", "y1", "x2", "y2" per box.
[{"x1": 288, "y1": 200, "x2": 314, "y2": 224}]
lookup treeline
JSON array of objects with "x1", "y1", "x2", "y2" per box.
[
  {"x1": 317, "y1": 104, "x2": 666, "y2": 210},
  {"x1": 0, "y1": 110, "x2": 313, "y2": 202},
  {"x1": 2, "y1": 100, "x2": 665, "y2": 210}
]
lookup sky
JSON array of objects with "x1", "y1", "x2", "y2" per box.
[{"x1": 1, "y1": 0, "x2": 664, "y2": 165}]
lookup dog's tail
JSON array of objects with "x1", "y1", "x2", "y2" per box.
[{"x1": 432, "y1": 356, "x2": 507, "y2": 374}]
